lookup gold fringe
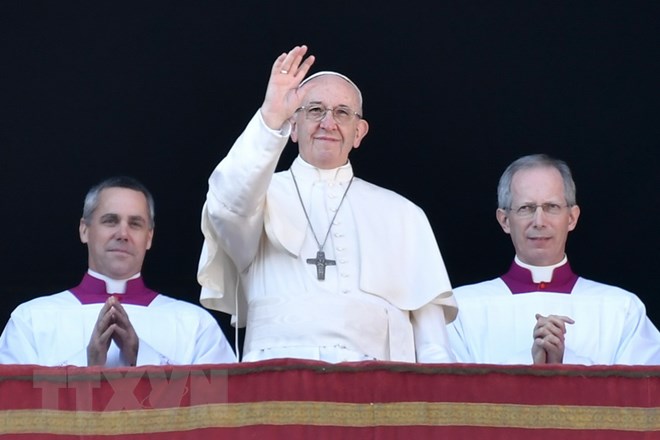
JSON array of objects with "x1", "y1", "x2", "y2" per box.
[{"x1": 2, "y1": 401, "x2": 659, "y2": 435}]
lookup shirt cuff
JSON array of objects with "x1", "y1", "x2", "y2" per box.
[{"x1": 257, "y1": 109, "x2": 292, "y2": 137}]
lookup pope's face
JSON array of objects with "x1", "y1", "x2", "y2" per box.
[
  {"x1": 496, "y1": 166, "x2": 580, "y2": 266},
  {"x1": 291, "y1": 75, "x2": 369, "y2": 169},
  {"x1": 79, "y1": 187, "x2": 154, "y2": 279}
]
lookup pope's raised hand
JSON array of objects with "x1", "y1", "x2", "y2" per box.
[{"x1": 260, "y1": 45, "x2": 315, "y2": 130}]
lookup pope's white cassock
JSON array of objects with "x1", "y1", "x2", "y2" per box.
[
  {"x1": 0, "y1": 271, "x2": 237, "y2": 366},
  {"x1": 197, "y1": 111, "x2": 458, "y2": 363},
  {"x1": 448, "y1": 257, "x2": 660, "y2": 365}
]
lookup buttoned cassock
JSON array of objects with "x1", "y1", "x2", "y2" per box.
[{"x1": 197, "y1": 111, "x2": 457, "y2": 363}]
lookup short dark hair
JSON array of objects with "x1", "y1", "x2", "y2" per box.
[{"x1": 82, "y1": 176, "x2": 155, "y2": 228}]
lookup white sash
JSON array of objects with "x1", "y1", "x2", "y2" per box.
[{"x1": 243, "y1": 293, "x2": 415, "y2": 362}]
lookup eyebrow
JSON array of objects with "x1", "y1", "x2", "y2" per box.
[
  {"x1": 128, "y1": 215, "x2": 147, "y2": 224},
  {"x1": 306, "y1": 100, "x2": 352, "y2": 108},
  {"x1": 518, "y1": 199, "x2": 564, "y2": 204},
  {"x1": 99, "y1": 213, "x2": 119, "y2": 222},
  {"x1": 99, "y1": 213, "x2": 147, "y2": 224}
]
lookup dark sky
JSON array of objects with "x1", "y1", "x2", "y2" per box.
[{"x1": 2, "y1": 2, "x2": 659, "y2": 342}]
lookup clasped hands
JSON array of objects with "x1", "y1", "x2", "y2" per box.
[
  {"x1": 87, "y1": 295, "x2": 139, "y2": 367},
  {"x1": 532, "y1": 313, "x2": 575, "y2": 364}
]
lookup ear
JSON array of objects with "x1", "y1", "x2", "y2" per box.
[
  {"x1": 79, "y1": 218, "x2": 89, "y2": 244},
  {"x1": 567, "y1": 204, "x2": 580, "y2": 231},
  {"x1": 290, "y1": 117, "x2": 299, "y2": 143},
  {"x1": 496, "y1": 208, "x2": 511, "y2": 234},
  {"x1": 352, "y1": 119, "x2": 369, "y2": 149},
  {"x1": 146, "y1": 228, "x2": 154, "y2": 250}
]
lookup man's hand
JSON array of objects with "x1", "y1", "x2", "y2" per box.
[
  {"x1": 532, "y1": 313, "x2": 575, "y2": 364},
  {"x1": 260, "y1": 45, "x2": 315, "y2": 130},
  {"x1": 87, "y1": 296, "x2": 139, "y2": 366}
]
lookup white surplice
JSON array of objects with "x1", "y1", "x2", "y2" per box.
[
  {"x1": 448, "y1": 260, "x2": 660, "y2": 365},
  {"x1": 0, "y1": 277, "x2": 237, "y2": 367}
]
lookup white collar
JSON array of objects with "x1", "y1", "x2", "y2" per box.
[
  {"x1": 291, "y1": 156, "x2": 354, "y2": 184},
  {"x1": 515, "y1": 255, "x2": 568, "y2": 283},
  {"x1": 87, "y1": 269, "x2": 141, "y2": 294}
]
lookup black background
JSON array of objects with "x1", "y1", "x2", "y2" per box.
[{"x1": 2, "y1": 2, "x2": 658, "y2": 352}]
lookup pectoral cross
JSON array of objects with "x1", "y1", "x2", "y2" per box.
[{"x1": 306, "y1": 250, "x2": 336, "y2": 281}]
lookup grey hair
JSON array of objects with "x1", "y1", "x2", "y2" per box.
[
  {"x1": 298, "y1": 71, "x2": 364, "y2": 114},
  {"x1": 497, "y1": 154, "x2": 577, "y2": 209},
  {"x1": 82, "y1": 176, "x2": 155, "y2": 228}
]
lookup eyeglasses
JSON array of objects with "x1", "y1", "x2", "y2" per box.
[
  {"x1": 296, "y1": 104, "x2": 362, "y2": 124},
  {"x1": 507, "y1": 203, "x2": 570, "y2": 217}
]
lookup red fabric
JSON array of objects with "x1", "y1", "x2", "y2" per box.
[
  {"x1": 3, "y1": 427, "x2": 655, "y2": 440},
  {"x1": 1, "y1": 360, "x2": 659, "y2": 439}
]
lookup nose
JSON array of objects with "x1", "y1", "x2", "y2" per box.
[
  {"x1": 531, "y1": 206, "x2": 547, "y2": 227},
  {"x1": 319, "y1": 109, "x2": 338, "y2": 128},
  {"x1": 115, "y1": 221, "x2": 130, "y2": 240}
]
